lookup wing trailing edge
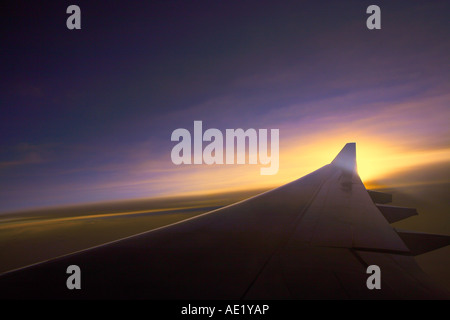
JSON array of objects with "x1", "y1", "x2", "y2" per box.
[
  {"x1": 367, "y1": 190, "x2": 393, "y2": 204},
  {"x1": 377, "y1": 204, "x2": 418, "y2": 223},
  {"x1": 395, "y1": 229, "x2": 450, "y2": 256},
  {"x1": 0, "y1": 142, "x2": 448, "y2": 299}
]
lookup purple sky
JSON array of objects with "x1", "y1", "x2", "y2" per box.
[{"x1": 1, "y1": 1, "x2": 449, "y2": 212}]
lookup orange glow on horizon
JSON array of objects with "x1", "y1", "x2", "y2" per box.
[
  {"x1": 159, "y1": 132, "x2": 450, "y2": 198},
  {"x1": 90, "y1": 94, "x2": 450, "y2": 202}
]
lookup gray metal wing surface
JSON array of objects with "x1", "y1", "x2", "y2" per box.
[{"x1": 0, "y1": 143, "x2": 448, "y2": 299}]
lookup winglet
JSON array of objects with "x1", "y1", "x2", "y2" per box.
[{"x1": 331, "y1": 142, "x2": 357, "y2": 173}]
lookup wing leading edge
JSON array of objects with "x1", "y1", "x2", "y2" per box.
[{"x1": 0, "y1": 143, "x2": 448, "y2": 299}]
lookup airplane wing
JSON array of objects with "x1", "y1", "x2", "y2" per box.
[{"x1": 0, "y1": 143, "x2": 449, "y2": 299}]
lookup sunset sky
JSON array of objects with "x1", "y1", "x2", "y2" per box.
[{"x1": 1, "y1": 0, "x2": 449, "y2": 212}]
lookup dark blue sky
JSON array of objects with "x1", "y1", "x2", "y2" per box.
[{"x1": 1, "y1": 1, "x2": 449, "y2": 212}]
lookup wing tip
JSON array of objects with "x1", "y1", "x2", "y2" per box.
[{"x1": 331, "y1": 142, "x2": 357, "y2": 172}]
